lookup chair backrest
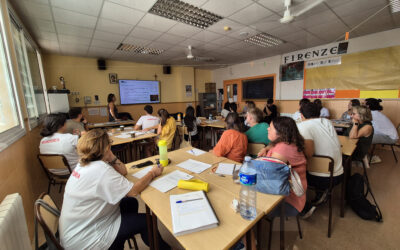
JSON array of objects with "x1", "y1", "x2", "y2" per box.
[
  {"x1": 247, "y1": 143, "x2": 265, "y2": 156},
  {"x1": 35, "y1": 193, "x2": 63, "y2": 250},
  {"x1": 38, "y1": 154, "x2": 72, "y2": 174},
  {"x1": 307, "y1": 155, "x2": 334, "y2": 175}
]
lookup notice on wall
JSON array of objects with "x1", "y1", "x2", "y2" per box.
[
  {"x1": 88, "y1": 108, "x2": 99, "y2": 116},
  {"x1": 100, "y1": 107, "x2": 108, "y2": 116},
  {"x1": 185, "y1": 85, "x2": 192, "y2": 97},
  {"x1": 303, "y1": 88, "x2": 335, "y2": 99},
  {"x1": 305, "y1": 56, "x2": 341, "y2": 68}
]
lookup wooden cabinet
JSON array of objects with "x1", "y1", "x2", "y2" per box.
[{"x1": 198, "y1": 93, "x2": 217, "y2": 117}]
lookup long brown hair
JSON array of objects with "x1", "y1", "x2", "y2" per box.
[
  {"x1": 158, "y1": 109, "x2": 170, "y2": 126},
  {"x1": 225, "y1": 112, "x2": 243, "y2": 132},
  {"x1": 269, "y1": 117, "x2": 305, "y2": 152},
  {"x1": 77, "y1": 129, "x2": 111, "y2": 166}
]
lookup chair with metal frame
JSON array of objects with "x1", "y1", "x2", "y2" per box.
[
  {"x1": 37, "y1": 154, "x2": 72, "y2": 194},
  {"x1": 307, "y1": 155, "x2": 336, "y2": 237},
  {"x1": 247, "y1": 143, "x2": 266, "y2": 157},
  {"x1": 369, "y1": 124, "x2": 400, "y2": 163}
]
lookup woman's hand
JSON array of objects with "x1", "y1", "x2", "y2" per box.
[
  {"x1": 150, "y1": 165, "x2": 163, "y2": 178},
  {"x1": 352, "y1": 117, "x2": 360, "y2": 124},
  {"x1": 257, "y1": 147, "x2": 269, "y2": 157}
]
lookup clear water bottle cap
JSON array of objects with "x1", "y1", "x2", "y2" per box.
[{"x1": 244, "y1": 156, "x2": 252, "y2": 162}]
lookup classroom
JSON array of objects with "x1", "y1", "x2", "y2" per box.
[{"x1": 0, "y1": 0, "x2": 399, "y2": 249}]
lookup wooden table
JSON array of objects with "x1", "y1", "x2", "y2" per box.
[
  {"x1": 331, "y1": 120, "x2": 351, "y2": 129},
  {"x1": 200, "y1": 119, "x2": 226, "y2": 148},
  {"x1": 338, "y1": 135, "x2": 358, "y2": 217},
  {"x1": 126, "y1": 147, "x2": 284, "y2": 250},
  {"x1": 87, "y1": 120, "x2": 135, "y2": 129}
]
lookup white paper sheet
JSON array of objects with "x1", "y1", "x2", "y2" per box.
[
  {"x1": 88, "y1": 108, "x2": 99, "y2": 115},
  {"x1": 150, "y1": 170, "x2": 193, "y2": 193},
  {"x1": 132, "y1": 166, "x2": 154, "y2": 178},
  {"x1": 215, "y1": 163, "x2": 241, "y2": 175},
  {"x1": 114, "y1": 133, "x2": 131, "y2": 138},
  {"x1": 186, "y1": 148, "x2": 206, "y2": 156},
  {"x1": 177, "y1": 159, "x2": 212, "y2": 174}
]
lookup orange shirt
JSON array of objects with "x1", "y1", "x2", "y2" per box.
[{"x1": 213, "y1": 129, "x2": 248, "y2": 163}]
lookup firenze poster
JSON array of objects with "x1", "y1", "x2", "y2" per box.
[{"x1": 303, "y1": 88, "x2": 335, "y2": 99}]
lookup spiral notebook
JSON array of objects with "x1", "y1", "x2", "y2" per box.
[{"x1": 170, "y1": 191, "x2": 219, "y2": 236}]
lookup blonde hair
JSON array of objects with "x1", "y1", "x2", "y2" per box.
[
  {"x1": 77, "y1": 129, "x2": 110, "y2": 166},
  {"x1": 247, "y1": 107, "x2": 263, "y2": 123},
  {"x1": 352, "y1": 105, "x2": 372, "y2": 123}
]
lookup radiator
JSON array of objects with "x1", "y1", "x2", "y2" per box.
[{"x1": 0, "y1": 193, "x2": 31, "y2": 250}]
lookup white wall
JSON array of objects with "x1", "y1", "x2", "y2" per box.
[{"x1": 212, "y1": 28, "x2": 400, "y2": 100}]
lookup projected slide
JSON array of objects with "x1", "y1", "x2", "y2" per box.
[{"x1": 119, "y1": 80, "x2": 160, "y2": 104}]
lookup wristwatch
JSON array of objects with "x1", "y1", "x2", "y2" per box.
[
  {"x1": 354, "y1": 122, "x2": 359, "y2": 126},
  {"x1": 109, "y1": 157, "x2": 118, "y2": 165}
]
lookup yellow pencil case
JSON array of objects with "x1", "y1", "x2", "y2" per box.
[{"x1": 177, "y1": 179, "x2": 209, "y2": 192}]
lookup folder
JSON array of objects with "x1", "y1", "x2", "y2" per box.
[{"x1": 170, "y1": 191, "x2": 219, "y2": 236}]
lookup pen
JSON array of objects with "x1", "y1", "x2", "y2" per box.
[
  {"x1": 176, "y1": 198, "x2": 203, "y2": 203},
  {"x1": 190, "y1": 149, "x2": 195, "y2": 155}
]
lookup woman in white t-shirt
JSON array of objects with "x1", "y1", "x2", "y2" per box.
[
  {"x1": 39, "y1": 114, "x2": 79, "y2": 175},
  {"x1": 59, "y1": 129, "x2": 170, "y2": 250},
  {"x1": 366, "y1": 98, "x2": 398, "y2": 144}
]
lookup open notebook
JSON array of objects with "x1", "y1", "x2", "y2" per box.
[{"x1": 170, "y1": 191, "x2": 219, "y2": 236}]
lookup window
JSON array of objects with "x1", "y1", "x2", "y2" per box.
[
  {"x1": 9, "y1": 14, "x2": 47, "y2": 129},
  {"x1": 0, "y1": 7, "x2": 24, "y2": 152}
]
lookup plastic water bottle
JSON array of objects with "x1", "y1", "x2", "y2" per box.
[
  {"x1": 158, "y1": 140, "x2": 168, "y2": 167},
  {"x1": 239, "y1": 156, "x2": 257, "y2": 220},
  {"x1": 209, "y1": 113, "x2": 212, "y2": 120}
]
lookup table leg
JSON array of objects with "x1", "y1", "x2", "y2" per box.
[
  {"x1": 280, "y1": 202, "x2": 285, "y2": 250},
  {"x1": 152, "y1": 212, "x2": 159, "y2": 250},
  {"x1": 145, "y1": 205, "x2": 154, "y2": 250},
  {"x1": 257, "y1": 220, "x2": 263, "y2": 250},
  {"x1": 246, "y1": 230, "x2": 252, "y2": 250}
]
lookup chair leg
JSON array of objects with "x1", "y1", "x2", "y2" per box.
[
  {"x1": 369, "y1": 144, "x2": 376, "y2": 164},
  {"x1": 391, "y1": 145, "x2": 398, "y2": 163},
  {"x1": 59, "y1": 183, "x2": 63, "y2": 193},
  {"x1": 47, "y1": 181, "x2": 51, "y2": 194},
  {"x1": 132, "y1": 237, "x2": 139, "y2": 250},
  {"x1": 127, "y1": 239, "x2": 133, "y2": 249},
  {"x1": 296, "y1": 214, "x2": 303, "y2": 239},
  {"x1": 328, "y1": 190, "x2": 333, "y2": 238},
  {"x1": 267, "y1": 218, "x2": 274, "y2": 250}
]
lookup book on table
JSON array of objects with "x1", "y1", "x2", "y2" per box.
[{"x1": 170, "y1": 190, "x2": 219, "y2": 236}]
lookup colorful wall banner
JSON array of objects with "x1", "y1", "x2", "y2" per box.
[{"x1": 303, "y1": 88, "x2": 336, "y2": 99}]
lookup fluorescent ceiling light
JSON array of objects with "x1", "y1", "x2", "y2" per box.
[
  {"x1": 149, "y1": 0, "x2": 222, "y2": 29},
  {"x1": 244, "y1": 33, "x2": 285, "y2": 47},
  {"x1": 116, "y1": 43, "x2": 164, "y2": 55},
  {"x1": 390, "y1": 0, "x2": 400, "y2": 13}
]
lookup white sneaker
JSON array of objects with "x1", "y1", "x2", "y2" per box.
[
  {"x1": 301, "y1": 206, "x2": 316, "y2": 219},
  {"x1": 370, "y1": 155, "x2": 382, "y2": 164}
]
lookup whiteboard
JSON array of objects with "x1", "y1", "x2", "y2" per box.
[{"x1": 119, "y1": 80, "x2": 160, "y2": 104}]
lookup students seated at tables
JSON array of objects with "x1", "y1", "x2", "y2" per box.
[
  {"x1": 39, "y1": 113, "x2": 79, "y2": 174},
  {"x1": 212, "y1": 112, "x2": 248, "y2": 162},
  {"x1": 314, "y1": 99, "x2": 330, "y2": 118},
  {"x1": 365, "y1": 98, "x2": 398, "y2": 144},
  {"x1": 257, "y1": 116, "x2": 307, "y2": 217},
  {"x1": 65, "y1": 107, "x2": 87, "y2": 136},
  {"x1": 134, "y1": 105, "x2": 160, "y2": 132},
  {"x1": 107, "y1": 93, "x2": 133, "y2": 121},
  {"x1": 344, "y1": 105, "x2": 374, "y2": 161},
  {"x1": 183, "y1": 106, "x2": 201, "y2": 142},
  {"x1": 245, "y1": 108, "x2": 270, "y2": 145},
  {"x1": 292, "y1": 98, "x2": 310, "y2": 123},
  {"x1": 341, "y1": 99, "x2": 361, "y2": 121},
  {"x1": 59, "y1": 129, "x2": 170, "y2": 250},
  {"x1": 157, "y1": 109, "x2": 177, "y2": 150},
  {"x1": 296, "y1": 103, "x2": 342, "y2": 218},
  {"x1": 263, "y1": 98, "x2": 278, "y2": 124}
]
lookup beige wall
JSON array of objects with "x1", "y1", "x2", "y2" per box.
[{"x1": 42, "y1": 54, "x2": 212, "y2": 106}]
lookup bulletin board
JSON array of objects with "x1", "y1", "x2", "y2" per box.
[{"x1": 305, "y1": 45, "x2": 400, "y2": 99}]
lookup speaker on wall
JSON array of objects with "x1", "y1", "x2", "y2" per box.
[
  {"x1": 97, "y1": 59, "x2": 106, "y2": 70},
  {"x1": 163, "y1": 65, "x2": 171, "y2": 74}
]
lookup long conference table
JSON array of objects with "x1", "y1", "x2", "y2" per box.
[{"x1": 126, "y1": 147, "x2": 285, "y2": 250}]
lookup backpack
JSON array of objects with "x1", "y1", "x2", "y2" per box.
[{"x1": 346, "y1": 173, "x2": 383, "y2": 222}]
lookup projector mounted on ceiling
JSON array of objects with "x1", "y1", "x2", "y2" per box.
[{"x1": 280, "y1": 0, "x2": 325, "y2": 24}]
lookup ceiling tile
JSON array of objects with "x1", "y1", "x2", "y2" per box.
[
  {"x1": 211, "y1": 36, "x2": 239, "y2": 46},
  {"x1": 206, "y1": 19, "x2": 245, "y2": 35},
  {"x1": 38, "y1": 39, "x2": 60, "y2": 51},
  {"x1": 227, "y1": 41, "x2": 253, "y2": 49},
  {"x1": 155, "y1": 33, "x2": 187, "y2": 45},
  {"x1": 107, "y1": 0, "x2": 157, "y2": 12},
  {"x1": 167, "y1": 23, "x2": 202, "y2": 38},
  {"x1": 191, "y1": 30, "x2": 224, "y2": 42},
  {"x1": 128, "y1": 26, "x2": 162, "y2": 40},
  {"x1": 257, "y1": 0, "x2": 285, "y2": 12},
  {"x1": 292, "y1": 9, "x2": 340, "y2": 29},
  {"x1": 147, "y1": 41, "x2": 174, "y2": 50},
  {"x1": 331, "y1": 0, "x2": 388, "y2": 18},
  {"x1": 22, "y1": 1, "x2": 52, "y2": 21},
  {"x1": 351, "y1": 13, "x2": 395, "y2": 38},
  {"x1": 201, "y1": 0, "x2": 253, "y2": 17},
  {"x1": 55, "y1": 23, "x2": 94, "y2": 38},
  {"x1": 324, "y1": 0, "x2": 353, "y2": 8},
  {"x1": 250, "y1": 14, "x2": 282, "y2": 33},
  {"x1": 96, "y1": 18, "x2": 134, "y2": 35},
  {"x1": 90, "y1": 39, "x2": 120, "y2": 49},
  {"x1": 58, "y1": 34, "x2": 91, "y2": 46},
  {"x1": 229, "y1": 3, "x2": 274, "y2": 25},
  {"x1": 137, "y1": 13, "x2": 178, "y2": 32},
  {"x1": 306, "y1": 19, "x2": 349, "y2": 42},
  {"x1": 36, "y1": 31, "x2": 58, "y2": 41},
  {"x1": 93, "y1": 30, "x2": 126, "y2": 43},
  {"x1": 122, "y1": 37, "x2": 152, "y2": 46},
  {"x1": 280, "y1": 30, "x2": 324, "y2": 48},
  {"x1": 87, "y1": 46, "x2": 115, "y2": 57},
  {"x1": 181, "y1": 0, "x2": 208, "y2": 7},
  {"x1": 32, "y1": 19, "x2": 56, "y2": 33},
  {"x1": 100, "y1": 1, "x2": 145, "y2": 25},
  {"x1": 268, "y1": 24, "x2": 302, "y2": 38},
  {"x1": 59, "y1": 43, "x2": 89, "y2": 54},
  {"x1": 50, "y1": 0, "x2": 103, "y2": 16},
  {"x1": 179, "y1": 38, "x2": 204, "y2": 47},
  {"x1": 226, "y1": 26, "x2": 259, "y2": 39},
  {"x1": 53, "y1": 8, "x2": 98, "y2": 28}
]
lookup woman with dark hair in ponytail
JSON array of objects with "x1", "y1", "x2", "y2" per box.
[
  {"x1": 183, "y1": 106, "x2": 201, "y2": 142},
  {"x1": 39, "y1": 113, "x2": 79, "y2": 174},
  {"x1": 257, "y1": 116, "x2": 307, "y2": 217}
]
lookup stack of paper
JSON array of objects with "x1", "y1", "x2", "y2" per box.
[
  {"x1": 170, "y1": 191, "x2": 219, "y2": 236},
  {"x1": 177, "y1": 159, "x2": 212, "y2": 174},
  {"x1": 114, "y1": 133, "x2": 131, "y2": 139},
  {"x1": 150, "y1": 170, "x2": 193, "y2": 193},
  {"x1": 215, "y1": 163, "x2": 241, "y2": 175}
]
